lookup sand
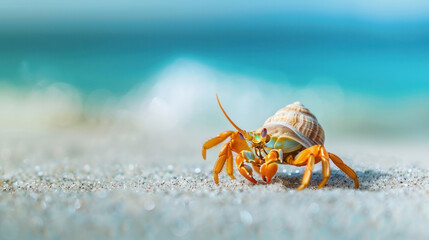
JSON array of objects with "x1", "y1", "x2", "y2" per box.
[{"x1": 1, "y1": 130, "x2": 428, "y2": 240}]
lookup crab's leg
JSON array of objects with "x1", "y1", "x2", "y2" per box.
[
  {"x1": 226, "y1": 149, "x2": 235, "y2": 180},
  {"x1": 212, "y1": 141, "x2": 238, "y2": 184},
  {"x1": 235, "y1": 151, "x2": 258, "y2": 184},
  {"x1": 288, "y1": 145, "x2": 320, "y2": 166},
  {"x1": 202, "y1": 131, "x2": 234, "y2": 159},
  {"x1": 297, "y1": 152, "x2": 315, "y2": 191},
  {"x1": 317, "y1": 147, "x2": 331, "y2": 189},
  {"x1": 287, "y1": 145, "x2": 320, "y2": 190},
  {"x1": 329, "y1": 153, "x2": 359, "y2": 189}
]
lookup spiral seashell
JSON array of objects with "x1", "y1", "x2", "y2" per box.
[{"x1": 261, "y1": 102, "x2": 325, "y2": 148}]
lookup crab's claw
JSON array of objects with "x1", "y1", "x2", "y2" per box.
[
  {"x1": 238, "y1": 164, "x2": 257, "y2": 184},
  {"x1": 235, "y1": 153, "x2": 257, "y2": 184},
  {"x1": 261, "y1": 150, "x2": 281, "y2": 183},
  {"x1": 261, "y1": 162, "x2": 278, "y2": 183}
]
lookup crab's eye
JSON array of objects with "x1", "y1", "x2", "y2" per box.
[
  {"x1": 265, "y1": 135, "x2": 271, "y2": 143},
  {"x1": 261, "y1": 128, "x2": 267, "y2": 138},
  {"x1": 238, "y1": 132, "x2": 245, "y2": 140}
]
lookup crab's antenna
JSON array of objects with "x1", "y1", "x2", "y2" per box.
[{"x1": 216, "y1": 94, "x2": 243, "y2": 132}]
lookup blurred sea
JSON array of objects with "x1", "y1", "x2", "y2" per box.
[{"x1": 1, "y1": 16, "x2": 429, "y2": 142}]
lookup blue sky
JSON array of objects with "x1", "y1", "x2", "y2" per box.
[
  {"x1": 1, "y1": 1, "x2": 429, "y2": 36},
  {"x1": 2, "y1": 1, "x2": 429, "y2": 23}
]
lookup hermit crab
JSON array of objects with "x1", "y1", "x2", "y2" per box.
[{"x1": 202, "y1": 95, "x2": 359, "y2": 190}]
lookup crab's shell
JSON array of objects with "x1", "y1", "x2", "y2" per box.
[{"x1": 256, "y1": 102, "x2": 325, "y2": 148}]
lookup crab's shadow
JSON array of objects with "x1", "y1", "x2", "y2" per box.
[{"x1": 273, "y1": 169, "x2": 390, "y2": 190}]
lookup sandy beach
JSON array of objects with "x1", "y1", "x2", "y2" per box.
[{"x1": 1, "y1": 130, "x2": 428, "y2": 240}]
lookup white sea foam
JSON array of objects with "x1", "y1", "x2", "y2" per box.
[{"x1": 0, "y1": 82, "x2": 83, "y2": 131}]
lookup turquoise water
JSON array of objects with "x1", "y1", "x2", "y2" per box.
[{"x1": 1, "y1": 22, "x2": 429, "y2": 97}]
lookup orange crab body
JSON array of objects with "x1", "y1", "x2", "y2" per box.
[{"x1": 202, "y1": 95, "x2": 359, "y2": 190}]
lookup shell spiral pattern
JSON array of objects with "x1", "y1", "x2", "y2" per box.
[{"x1": 263, "y1": 102, "x2": 325, "y2": 148}]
